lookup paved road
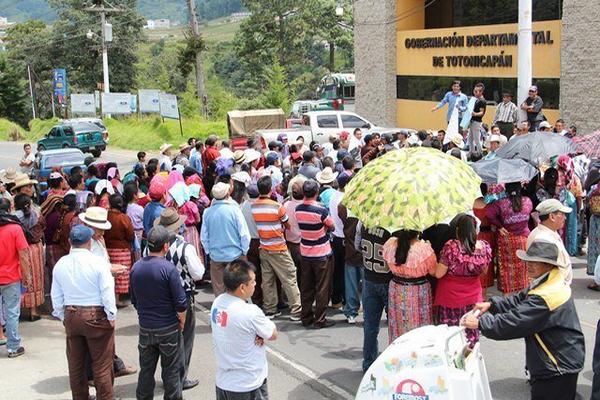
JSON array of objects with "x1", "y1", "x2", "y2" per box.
[{"x1": 0, "y1": 141, "x2": 598, "y2": 399}]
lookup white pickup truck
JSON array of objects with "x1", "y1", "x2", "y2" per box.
[{"x1": 257, "y1": 111, "x2": 391, "y2": 146}]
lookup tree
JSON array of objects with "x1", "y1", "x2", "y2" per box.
[
  {"x1": 260, "y1": 62, "x2": 292, "y2": 113},
  {"x1": 0, "y1": 54, "x2": 30, "y2": 127}
]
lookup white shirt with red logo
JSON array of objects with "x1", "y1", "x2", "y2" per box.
[{"x1": 211, "y1": 293, "x2": 276, "y2": 392}]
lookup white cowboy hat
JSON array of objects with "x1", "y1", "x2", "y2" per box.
[
  {"x1": 316, "y1": 167, "x2": 339, "y2": 185},
  {"x1": 79, "y1": 206, "x2": 112, "y2": 230},
  {"x1": 0, "y1": 167, "x2": 18, "y2": 184},
  {"x1": 244, "y1": 148, "x2": 261, "y2": 164},
  {"x1": 159, "y1": 143, "x2": 173, "y2": 154}
]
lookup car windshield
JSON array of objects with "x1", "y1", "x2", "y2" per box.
[{"x1": 44, "y1": 152, "x2": 85, "y2": 167}]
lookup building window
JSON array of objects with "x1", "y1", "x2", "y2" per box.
[
  {"x1": 425, "y1": 0, "x2": 563, "y2": 29},
  {"x1": 396, "y1": 76, "x2": 559, "y2": 109}
]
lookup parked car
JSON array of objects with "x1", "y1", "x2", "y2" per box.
[
  {"x1": 62, "y1": 117, "x2": 109, "y2": 143},
  {"x1": 34, "y1": 148, "x2": 86, "y2": 191},
  {"x1": 37, "y1": 122, "x2": 107, "y2": 157}
]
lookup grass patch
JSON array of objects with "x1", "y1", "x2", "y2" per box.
[
  {"x1": 1, "y1": 116, "x2": 227, "y2": 152},
  {"x1": 0, "y1": 119, "x2": 26, "y2": 141}
]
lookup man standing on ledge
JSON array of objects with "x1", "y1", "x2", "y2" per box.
[
  {"x1": 51, "y1": 225, "x2": 117, "y2": 400},
  {"x1": 521, "y1": 85, "x2": 545, "y2": 132},
  {"x1": 431, "y1": 80, "x2": 468, "y2": 123},
  {"x1": 130, "y1": 226, "x2": 188, "y2": 400},
  {"x1": 467, "y1": 82, "x2": 487, "y2": 159},
  {"x1": 492, "y1": 91, "x2": 519, "y2": 139}
]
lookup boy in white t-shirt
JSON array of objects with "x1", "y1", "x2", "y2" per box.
[{"x1": 211, "y1": 259, "x2": 278, "y2": 400}]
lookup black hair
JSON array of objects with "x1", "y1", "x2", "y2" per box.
[
  {"x1": 14, "y1": 193, "x2": 31, "y2": 211},
  {"x1": 303, "y1": 151, "x2": 315, "y2": 163},
  {"x1": 224, "y1": 259, "x2": 256, "y2": 292},
  {"x1": 394, "y1": 230, "x2": 419, "y2": 265},
  {"x1": 195, "y1": 142, "x2": 202, "y2": 151},
  {"x1": 0, "y1": 198, "x2": 10, "y2": 212},
  {"x1": 183, "y1": 166, "x2": 198, "y2": 179},
  {"x1": 452, "y1": 80, "x2": 461, "y2": 87},
  {"x1": 231, "y1": 180, "x2": 247, "y2": 205},
  {"x1": 205, "y1": 135, "x2": 217, "y2": 146},
  {"x1": 123, "y1": 182, "x2": 139, "y2": 205},
  {"x1": 363, "y1": 134, "x2": 373, "y2": 145},
  {"x1": 146, "y1": 163, "x2": 158, "y2": 179},
  {"x1": 137, "y1": 151, "x2": 146, "y2": 161},
  {"x1": 539, "y1": 213, "x2": 550, "y2": 222},
  {"x1": 322, "y1": 157, "x2": 334, "y2": 169},
  {"x1": 68, "y1": 174, "x2": 83, "y2": 190},
  {"x1": 450, "y1": 148, "x2": 462, "y2": 159},
  {"x1": 134, "y1": 164, "x2": 146, "y2": 178},
  {"x1": 147, "y1": 158, "x2": 159, "y2": 166},
  {"x1": 455, "y1": 214, "x2": 477, "y2": 255},
  {"x1": 332, "y1": 139, "x2": 341, "y2": 150},
  {"x1": 49, "y1": 177, "x2": 63, "y2": 189},
  {"x1": 430, "y1": 138, "x2": 442, "y2": 151},
  {"x1": 63, "y1": 193, "x2": 77, "y2": 211},
  {"x1": 109, "y1": 193, "x2": 124, "y2": 211},
  {"x1": 342, "y1": 156, "x2": 355, "y2": 171},
  {"x1": 543, "y1": 168, "x2": 558, "y2": 197},
  {"x1": 302, "y1": 180, "x2": 319, "y2": 198},
  {"x1": 187, "y1": 137, "x2": 196, "y2": 145},
  {"x1": 87, "y1": 180, "x2": 98, "y2": 194},
  {"x1": 221, "y1": 140, "x2": 230, "y2": 148},
  {"x1": 505, "y1": 182, "x2": 523, "y2": 212},
  {"x1": 480, "y1": 183, "x2": 488, "y2": 197},
  {"x1": 353, "y1": 128, "x2": 361, "y2": 135},
  {"x1": 70, "y1": 166, "x2": 83, "y2": 177},
  {"x1": 475, "y1": 82, "x2": 485, "y2": 91},
  {"x1": 257, "y1": 176, "x2": 272, "y2": 196},
  {"x1": 87, "y1": 164, "x2": 99, "y2": 178},
  {"x1": 417, "y1": 130, "x2": 428, "y2": 142}
]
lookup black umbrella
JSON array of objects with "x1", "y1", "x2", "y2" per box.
[
  {"x1": 471, "y1": 158, "x2": 539, "y2": 184},
  {"x1": 495, "y1": 131, "x2": 577, "y2": 167}
]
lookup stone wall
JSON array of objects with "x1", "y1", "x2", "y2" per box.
[
  {"x1": 353, "y1": 0, "x2": 397, "y2": 127},
  {"x1": 561, "y1": 0, "x2": 600, "y2": 134}
]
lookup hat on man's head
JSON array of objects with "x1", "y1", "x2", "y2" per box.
[
  {"x1": 49, "y1": 172, "x2": 63, "y2": 180},
  {"x1": 212, "y1": 182, "x2": 230, "y2": 200},
  {"x1": 11, "y1": 173, "x2": 38, "y2": 192},
  {"x1": 79, "y1": 207, "x2": 112, "y2": 230},
  {"x1": 539, "y1": 121, "x2": 552, "y2": 129},
  {"x1": 147, "y1": 225, "x2": 171, "y2": 253},
  {"x1": 0, "y1": 168, "x2": 17, "y2": 184},
  {"x1": 316, "y1": 167, "x2": 338, "y2": 185},
  {"x1": 232, "y1": 171, "x2": 251, "y2": 187},
  {"x1": 233, "y1": 150, "x2": 246, "y2": 165},
  {"x1": 154, "y1": 207, "x2": 186, "y2": 233},
  {"x1": 529, "y1": 85, "x2": 538, "y2": 92},
  {"x1": 244, "y1": 148, "x2": 261, "y2": 164},
  {"x1": 159, "y1": 143, "x2": 173, "y2": 154},
  {"x1": 516, "y1": 240, "x2": 566, "y2": 269},
  {"x1": 339, "y1": 131, "x2": 350, "y2": 141},
  {"x1": 337, "y1": 173, "x2": 353, "y2": 190},
  {"x1": 536, "y1": 199, "x2": 572, "y2": 216},
  {"x1": 70, "y1": 225, "x2": 94, "y2": 246},
  {"x1": 265, "y1": 151, "x2": 280, "y2": 165},
  {"x1": 287, "y1": 175, "x2": 307, "y2": 197},
  {"x1": 337, "y1": 149, "x2": 349, "y2": 161}
]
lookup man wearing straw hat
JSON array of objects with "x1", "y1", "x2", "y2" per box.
[
  {"x1": 153, "y1": 207, "x2": 205, "y2": 390},
  {"x1": 175, "y1": 144, "x2": 191, "y2": 168},
  {"x1": 201, "y1": 181, "x2": 250, "y2": 297},
  {"x1": 463, "y1": 240, "x2": 584, "y2": 399},
  {"x1": 159, "y1": 143, "x2": 174, "y2": 172}
]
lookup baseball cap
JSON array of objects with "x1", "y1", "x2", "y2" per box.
[
  {"x1": 49, "y1": 172, "x2": 63, "y2": 180},
  {"x1": 337, "y1": 173, "x2": 352, "y2": 190},
  {"x1": 337, "y1": 149, "x2": 349, "y2": 161},
  {"x1": 70, "y1": 225, "x2": 94, "y2": 245},
  {"x1": 339, "y1": 131, "x2": 350, "y2": 141},
  {"x1": 539, "y1": 121, "x2": 552, "y2": 129},
  {"x1": 536, "y1": 199, "x2": 572, "y2": 215},
  {"x1": 529, "y1": 85, "x2": 538, "y2": 92},
  {"x1": 265, "y1": 151, "x2": 280, "y2": 165}
]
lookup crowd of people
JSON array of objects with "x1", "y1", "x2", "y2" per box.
[{"x1": 0, "y1": 87, "x2": 598, "y2": 399}]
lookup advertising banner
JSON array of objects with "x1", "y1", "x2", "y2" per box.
[
  {"x1": 53, "y1": 69, "x2": 68, "y2": 104},
  {"x1": 101, "y1": 92, "x2": 132, "y2": 114},
  {"x1": 71, "y1": 94, "x2": 96, "y2": 114},
  {"x1": 159, "y1": 93, "x2": 180, "y2": 120},
  {"x1": 139, "y1": 89, "x2": 161, "y2": 113}
]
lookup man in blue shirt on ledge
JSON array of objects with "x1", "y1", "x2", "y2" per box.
[
  {"x1": 130, "y1": 225, "x2": 188, "y2": 400},
  {"x1": 431, "y1": 80, "x2": 468, "y2": 123}
]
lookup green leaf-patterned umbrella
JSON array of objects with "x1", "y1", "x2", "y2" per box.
[{"x1": 342, "y1": 147, "x2": 482, "y2": 232}]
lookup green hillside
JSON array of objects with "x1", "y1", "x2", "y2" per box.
[{"x1": 0, "y1": 0, "x2": 243, "y2": 23}]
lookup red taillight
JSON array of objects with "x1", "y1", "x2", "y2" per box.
[{"x1": 73, "y1": 135, "x2": 78, "y2": 144}]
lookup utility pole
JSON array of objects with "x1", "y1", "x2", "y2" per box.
[
  {"x1": 186, "y1": 0, "x2": 208, "y2": 117},
  {"x1": 27, "y1": 64, "x2": 36, "y2": 119},
  {"x1": 517, "y1": 0, "x2": 532, "y2": 122},
  {"x1": 85, "y1": 2, "x2": 122, "y2": 97}
]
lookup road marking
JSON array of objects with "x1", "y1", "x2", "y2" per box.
[{"x1": 194, "y1": 302, "x2": 355, "y2": 400}]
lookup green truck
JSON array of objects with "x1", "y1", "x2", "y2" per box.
[{"x1": 37, "y1": 122, "x2": 107, "y2": 158}]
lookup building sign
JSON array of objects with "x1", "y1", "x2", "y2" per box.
[
  {"x1": 397, "y1": 20, "x2": 561, "y2": 78},
  {"x1": 53, "y1": 69, "x2": 68, "y2": 104}
]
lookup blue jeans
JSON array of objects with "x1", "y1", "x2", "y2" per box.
[
  {"x1": 343, "y1": 264, "x2": 363, "y2": 318},
  {"x1": 0, "y1": 282, "x2": 21, "y2": 352},
  {"x1": 362, "y1": 279, "x2": 388, "y2": 372}
]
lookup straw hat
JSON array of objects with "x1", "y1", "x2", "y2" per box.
[
  {"x1": 154, "y1": 207, "x2": 186, "y2": 234},
  {"x1": 11, "y1": 173, "x2": 38, "y2": 192},
  {"x1": 233, "y1": 150, "x2": 246, "y2": 165},
  {"x1": 79, "y1": 206, "x2": 112, "y2": 230},
  {"x1": 179, "y1": 143, "x2": 191, "y2": 152},
  {"x1": 160, "y1": 143, "x2": 173, "y2": 154},
  {"x1": 450, "y1": 135, "x2": 464, "y2": 149},
  {"x1": 316, "y1": 167, "x2": 339, "y2": 185},
  {"x1": 0, "y1": 168, "x2": 17, "y2": 184},
  {"x1": 244, "y1": 148, "x2": 261, "y2": 164}
]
